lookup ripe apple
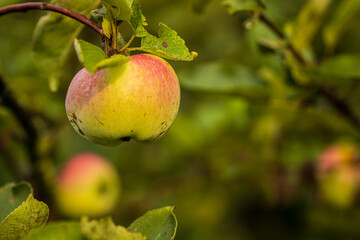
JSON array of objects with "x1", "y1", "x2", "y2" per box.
[
  {"x1": 55, "y1": 152, "x2": 121, "y2": 217},
  {"x1": 65, "y1": 54, "x2": 180, "y2": 146},
  {"x1": 316, "y1": 143, "x2": 360, "y2": 208}
]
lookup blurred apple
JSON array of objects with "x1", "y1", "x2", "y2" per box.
[
  {"x1": 65, "y1": 54, "x2": 180, "y2": 146},
  {"x1": 55, "y1": 152, "x2": 121, "y2": 217},
  {"x1": 316, "y1": 143, "x2": 360, "y2": 208}
]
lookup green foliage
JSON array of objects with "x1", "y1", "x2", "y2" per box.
[
  {"x1": 222, "y1": 0, "x2": 266, "y2": 14},
  {"x1": 81, "y1": 217, "x2": 146, "y2": 240},
  {"x1": 128, "y1": 0, "x2": 148, "y2": 37},
  {"x1": 74, "y1": 39, "x2": 107, "y2": 74},
  {"x1": 32, "y1": 0, "x2": 101, "y2": 91},
  {"x1": 101, "y1": 0, "x2": 134, "y2": 21},
  {"x1": 24, "y1": 222, "x2": 82, "y2": 240},
  {"x1": 0, "y1": 182, "x2": 49, "y2": 239},
  {"x1": 191, "y1": 0, "x2": 213, "y2": 14},
  {"x1": 129, "y1": 206, "x2": 177, "y2": 240},
  {"x1": 140, "y1": 23, "x2": 198, "y2": 61}
]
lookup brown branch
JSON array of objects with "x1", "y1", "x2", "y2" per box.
[
  {"x1": 0, "y1": 2, "x2": 104, "y2": 36},
  {"x1": 258, "y1": 13, "x2": 360, "y2": 130}
]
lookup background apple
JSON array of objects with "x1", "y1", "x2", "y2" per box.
[
  {"x1": 316, "y1": 143, "x2": 360, "y2": 208},
  {"x1": 55, "y1": 152, "x2": 121, "y2": 217},
  {"x1": 65, "y1": 54, "x2": 180, "y2": 146}
]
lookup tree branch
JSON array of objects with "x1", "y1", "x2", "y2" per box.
[
  {"x1": 259, "y1": 13, "x2": 360, "y2": 129},
  {"x1": 0, "y1": 2, "x2": 104, "y2": 36}
]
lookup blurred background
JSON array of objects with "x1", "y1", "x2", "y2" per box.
[{"x1": 1, "y1": 0, "x2": 360, "y2": 239}]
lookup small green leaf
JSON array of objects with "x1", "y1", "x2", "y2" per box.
[
  {"x1": 90, "y1": 7, "x2": 107, "y2": 24},
  {"x1": 81, "y1": 216, "x2": 146, "y2": 240},
  {"x1": 101, "y1": 0, "x2": 134, "y2": 21},
  {"x1": 102, "y1": 18, "x2": 112, "y2": 39},
  {"x1": 0, "y1": 182, "x2": 32, "y2": 222},
  {"x1": 129, "y1": 0, "x2": 148, "y2": 37},
  {"x1": 74, "y1": 39, "x2": 107, "y2": 74},
  {"x1": 222, "y1": 0, "x2": 266, "y2": 14},
  {"x1": 0, "y1": 193, "x2": 49, "y2": 239},
  {"x1": 24, "y1": 222, "x2": 82, "y2": 240},
  {"x1": 128, "y1": 206, "x2": 178, "y2": 240},
  {"x1": 140, "y1": 23, "x2": 197, "y2": 61},
  {"x1": 95, "y1": 54, "x2": 130, "y2": 70}
]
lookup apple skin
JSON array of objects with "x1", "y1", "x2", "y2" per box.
[
  {"x1": 55, "y1": 152, "x2": 121, "y2": 218},
  {"x1": 65, "y1": 54, "x2": 180, "y2": 146},
  {"x1": 316, "y1": 144, "x2": 360, "y2": 208}
]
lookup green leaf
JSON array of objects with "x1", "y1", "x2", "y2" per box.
[
  {"x1": 95, "y1": 54, "x2": 130, "y2": 70},
  {"x1": 140, "y1": 23, "x2": 197, "y2": 61},
  {"x1": 74, "y1": 39, "x2": 107, "y2": 74},
  {"x1": 81, "y1": 216, "x2": 146, "y2": 240},
  {"x1": 32, "y1": 0, "x2": 101, "y2": 91},
  {"x1": 129, "y1": 0, "x2": 148, "y2": 37},
  {"x1": 0, "y1": 182, "x2": 32, "y2": 222},
  {"x1": 102, "y1": 18, "x2": 112, "y2": 39},
  {"x1": 90, "y1": 7, "x2": 107, "y2": 24},
  {"x1": 323, "y1": 0, "x2": 360, "y2": 53},
  {"x1": 179, "y1": 61, "x2": 269, "y2": 101},
  {"x1": 319, "y1": 54, "x2": 360, "y2": 78},
  {"x1": 191, "y1": 0, "x2": 213, "y2": 14},
  {"x1": 128, "y1": 206, "x2": 178, "y2": 240},
  {"x1": 285, "y1": 0, "x2": 331, "y2": 52},
  {"x1": 101, "y1": 0, "x2": 134, "y2": 21},
  {"x1": 222, "y1": 0, "x2": 266, "y2": 14},
  {"x1": 24, "y1": 222, "x2": 82, "y2": 240},
  {"x1": 0, "y1": 193, "x2": 49, "y2": 239}
]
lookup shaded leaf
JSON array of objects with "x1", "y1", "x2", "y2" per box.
[
  {"x1": 222, "y1": 0, "x2": 266, "y2": 14},
  {"x1": 90, "y1": 7, "x2": 107, "y2": 24},
  {"x1": 179, "y1": 61, "x2": 268, "y2": 101},
  {"x1": 323, "y1": 0, "x2": 360, "y2": 53},
  {"x1": 32, "y1": 0, "x2": 101, "y2": 91},
  {"x1": 0, "y1": 194, "x2": 49, "y2": 239},
  {"x1": 101, "y1": 0, "x2": 134, "y2": 21},
  {"x1": 81, "y1": 216, "x2": 146, "y2": 240},
  {"x1": 285, "y1": 0, "x2": 331, "y2": 52},
  {"x1": 128, "y1": 206, "x2": 177, "y2": 240},
  {"x1": 74, "y1": 39, "x2": 107, "y2": 74},
  {"x1": 140, "y1": 23, "x2": 197, "y2": 61},
  {"x1": 0, "y1": 182, "x2": 32, "y2": 222},
  {"x1": 129, "y1": 0, "x2": 148, "y2": 37},
  {"x1": 24, "y1": 222, "x2": 82, "y2": 240}
]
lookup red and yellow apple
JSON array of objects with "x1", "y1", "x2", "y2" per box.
[
  {"x1": 55, "y1": 152, "x2": 121, "y2": 217},
  {"x1": 65, "y1": 54, "x2": 180, "y2": 146},
  {"x1": 316, "y1": 143, "x2": 360, "y2": 208}
]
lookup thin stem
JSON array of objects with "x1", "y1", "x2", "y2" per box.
[
  {"x1": 126, "y1": 47, "x2": 143, "y2": 52},
  {"x1": 258, "y1": 12, "x2": 360, "y2": 130},
  {"x1": 112, "y1": 22, "x2": 118, "y2": 52},
  {"x1": 118, "y1": 32, "x2": 135, "y2": 53},
  {"x1": 0, "y1": 2, "x2": 104, "y2": 36}
]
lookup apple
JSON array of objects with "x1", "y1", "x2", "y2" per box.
[
  {"x1": 55, "y1": 152, "x2": 121, "y2": 217},
  {"x1": 65, "y1": 54, "x2": 180, "y2": 146},
  {"x1": 316, "y1": 143, "x2": 360, "y2": 208}
]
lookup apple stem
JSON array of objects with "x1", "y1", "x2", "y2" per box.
[
  {"x1": 259, "y1": 13, "x2": 360, "y2": 129},
  {"x1": 118, "y1": 32, "x2": 136, "y2": 53},
  {"x1": 0, "y1": 2, "x2": 104, "y2": 37}
]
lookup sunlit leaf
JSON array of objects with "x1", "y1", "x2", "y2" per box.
[
  {"x1": 0, "y1": 189, "x2": 49, "y2": 240},
  {"x1": 222, "y1": 0, "x2": 266, "y2": 14},
  {"x1": 140, "y1": 23, "x2": 197, "y2": 61},
  {"x1": 74, "y1": 39, "x2": 106, "y2": 74},
  {"x1": 102, "y1": 18, "x2": 112, "y2": 39},
  {"x1": 81, "y1": 216, "x2": 146, "y2": 240},
  {"x1": 101, "y1": 0, "x2": 134, "y2": 21},
  {"x1": 128, "y1": 206, "x2": 178, "y2": 240},
  {"x1": 95, "y1": 54, "x2": 130, "y2": 70},
  {"x1": 24, "y1": 222, "x2": 82, "y2": 240}
]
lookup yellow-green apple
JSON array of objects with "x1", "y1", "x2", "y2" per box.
[
  {"x1": 55, "y1": 152, "x2": 121, "y2": 217},
  {"x1": 65, "y1": 54, "x2": 180, "y2": 146},
  {"x1": 316, "y1": 143, "x2": 360, "y2": 208}
]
